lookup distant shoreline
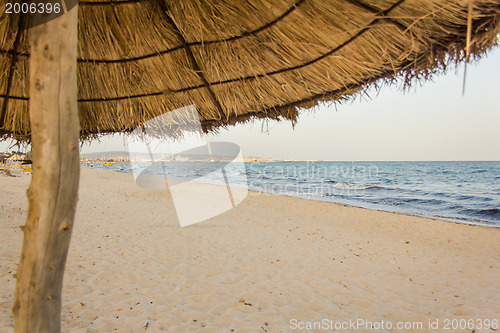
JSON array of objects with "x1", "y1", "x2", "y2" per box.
[{"x1": 80, "y1": 159, "x2": 295, "y2": 163}]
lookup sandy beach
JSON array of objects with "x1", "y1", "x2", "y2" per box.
[{"x1": 1, "y1": 167, "x2": 499, "y2": 332}]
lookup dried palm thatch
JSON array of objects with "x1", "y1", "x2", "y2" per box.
[{"x1": 0, "y1": 0, "x2": 499, "y2": 140}]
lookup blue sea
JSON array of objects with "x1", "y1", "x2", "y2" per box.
[{"x1": 86, "y1": 161, "x2": 500, "y2": 227}]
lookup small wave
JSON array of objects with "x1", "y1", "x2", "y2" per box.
[
  {"x1": 477, "y1": 208, "x2": 500, "y2": 217},
  {"x1": 455, "y1": 194, "x2": 493, "y2": 202},
  {"x1": 471, "y1": 169, "x2": 488, "y2": 174},
  {"x1": 459, "y1": 208, "x2": 500, "y2": 219},
  {"x1": 400, "y1": 197, "x2": 446, "y2": 205},
  {"x1": 332, "y1": 182, "x2": 376, "y2": 191}
]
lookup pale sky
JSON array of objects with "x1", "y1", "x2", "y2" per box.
[{"x1": 2, "y1": 48, "x2": 499, "y2": 161}]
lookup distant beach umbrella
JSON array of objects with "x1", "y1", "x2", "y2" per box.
[{"x1": 0, "y1": 1, "x2": 498, "y2": 332}]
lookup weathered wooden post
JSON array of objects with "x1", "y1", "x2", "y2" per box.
[{"x1": 12, "y1": 4, "x2": 80, "y2": 332}]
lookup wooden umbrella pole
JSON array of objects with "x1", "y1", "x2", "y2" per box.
[{"x1": 12, "y1": 5, "x2": 80, "y2": 333}]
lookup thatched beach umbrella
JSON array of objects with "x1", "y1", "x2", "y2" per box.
[{"x1": 1, "y1": 0, "x2": 499, "y2": 331}]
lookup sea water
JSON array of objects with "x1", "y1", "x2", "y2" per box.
[{"x1": 88, "y1": 161, "x2": 500, "y2": 227}]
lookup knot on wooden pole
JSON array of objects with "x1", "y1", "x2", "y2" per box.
[{"x1": 58, "y1": 222, "x2": 72, "y2": 232}]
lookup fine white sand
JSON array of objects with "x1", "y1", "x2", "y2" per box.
[{"x1": 1, "y1": 168, "x2": 499, "y2": 332}]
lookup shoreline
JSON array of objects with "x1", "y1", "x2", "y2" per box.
[
  {"x1": 274, "y1": 190, "x2": 500, "y2": 229},
  {"x1": 83, "y1": 165, "x2": 500, "y2": 229},
  {"x1": 1, "y1": 168, "x2": 499, "y2": 332}
]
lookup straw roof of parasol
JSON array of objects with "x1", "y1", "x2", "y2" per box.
[{"x1": 0, "y1": 0, "x2": 499, "y2": 140}]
